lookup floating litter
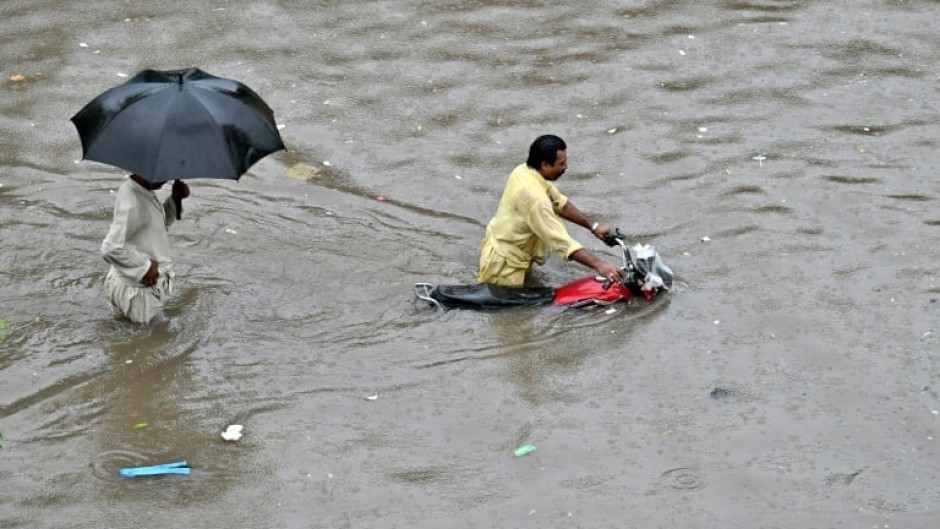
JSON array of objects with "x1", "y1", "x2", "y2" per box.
[
  {"x1": 365, "y1": 394, "x2": 378, "y2": 401},
  {"x1": 514, "y1": 444, "x2": 537, "y2": 457},
  {"x1": 221, "y1": 424, "x2": 243, "y2": 442},
  {"x1": 120, "y1": 461, "x2": 190, "y2": 478},
  {"x1": 701, "y1": 236, "x2": 711, "y2": 242},
  {"x1": 285, "y1": 163, "x2": 320, "y2": 181},
  {"x1": 709, "y1": 388, "x2": 730, "y2": 401}
]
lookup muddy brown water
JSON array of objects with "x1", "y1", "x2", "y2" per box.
[{"x1": 1, "y1": 1, "x2": 939, "y2": 528}]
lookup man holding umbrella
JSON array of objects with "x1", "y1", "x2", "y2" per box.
[
  {"x1": 101, "y1": 176, "x2": 190, "y2": 324},
  {"x1": 71, "y1": 67, "x2": 285, "y2": 323}
]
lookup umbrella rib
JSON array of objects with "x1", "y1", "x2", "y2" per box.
[
  {"x1": 152, "y1": 92, "x2": 176, "y2": 181},
  {"x1": 185, "y1": 88, "x2": 243, "y2": 178}
]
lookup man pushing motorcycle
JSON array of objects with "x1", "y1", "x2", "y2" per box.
[{"x1": 477, "y1": 134, "x2": 624, "y2": 287}]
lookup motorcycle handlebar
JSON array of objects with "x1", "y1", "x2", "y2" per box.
[
  {"x1": 602, "y1": 228, "x2": 628, "y2": 289},
  {"x1": 602, "y1": 228, "x2": 626, "y2": 248}
]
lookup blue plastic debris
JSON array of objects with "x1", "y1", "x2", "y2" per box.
[{"x1": 119, "y1": 460, "x2": 191, "y2": 478}]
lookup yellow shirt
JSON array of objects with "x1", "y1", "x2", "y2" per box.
[{"x1": 480, "y1": 163, "x2": 584, "y2": 270}]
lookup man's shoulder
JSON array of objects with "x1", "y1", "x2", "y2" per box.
[
  {"x1": 509, "y1": 164, "x2": 553, "y2": 193},
  {"x1": 509, "y1": 163, "x2": 534, "y2": 178},
  {"x1": 115, "y1": 178, "x2": 152, "y2": 205}
]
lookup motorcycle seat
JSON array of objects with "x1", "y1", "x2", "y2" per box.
[{"x1": 430, "y1": 283, "x2": 555, "y2": 310}]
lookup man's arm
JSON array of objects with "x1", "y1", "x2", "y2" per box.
[
  {"x1": 527, "y1": 202, "x2": 623, "y2": 283},
  {"x1": 558, "y1": 201, "x2": 612, "y2": 240},
  {"x1": 569, "y1": 249, "x2": 622, "y2": 284},
  {"x1": 163, "y1": 180, "x2": 190, "y2": 227},
  {"x1": 555, "y1": 202, "x2": 621, "y2": 282}
]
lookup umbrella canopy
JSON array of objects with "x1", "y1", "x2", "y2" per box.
[{"x1": 70, "y1": 67, "x2": 285, "y2": 183}]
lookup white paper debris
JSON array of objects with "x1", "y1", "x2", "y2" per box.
[
  {"x1": 365, "y1": 394, "x2": 378, "y2": 401},
  {"x1": 225, "y1": 228, "x2": 237, "y2": 234},
  {"x1": 79, "y1": 42, "x2": 89, "y2": 48},
  {"x1": 701, "y1": 236, "x2": 711, "y2": 242},
  {"x1": 116, "y1": 72, "x2": 128, "y2": 78},
  {"x1": 221, "y1": 424, "x2": 243, "y2": 442},
  {"x1": 607, "y1": 127, "x2": 618, "y2": 134},
  {"x1": 322, "y1": 160, "x2": 332, "y2": 167},
  {"x1": 605, "y1": 308, "x2": 617, "y2": 315}
]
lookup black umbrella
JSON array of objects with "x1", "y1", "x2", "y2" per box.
[{"x1": 71, "y1": 67, "x2": 285, "y2": 215}]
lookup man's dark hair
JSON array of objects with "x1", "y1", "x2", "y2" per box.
[{"x1": 526, "y1": 135, "x2": 567, "y2": 169}]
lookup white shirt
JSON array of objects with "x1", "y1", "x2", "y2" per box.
[{"x1": 100, "y1": 177, "x2": 178, "y2": 287}]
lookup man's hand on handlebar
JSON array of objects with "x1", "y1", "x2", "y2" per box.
[
  {"x1": 592, "y1": 223, "x2": 613, "y2": 241},
  {"x1": 595, "y1": 263, "x2": 623, "y2": 287},
  {"x1": 601, "y1": 228, "x2": 626, "y2": 247}
]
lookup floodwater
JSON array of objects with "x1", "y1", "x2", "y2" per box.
[{"x1": 1, "y1": 1, "x2": 938, "y2": 527}]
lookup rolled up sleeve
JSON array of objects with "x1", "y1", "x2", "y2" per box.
[{"x1": 527, "y1": 201, "x2": 583, "y2": 261}]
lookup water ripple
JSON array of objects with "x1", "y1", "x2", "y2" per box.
[
  {"x1": 660, "y1": 467, "x2": 706, "y2": 491},
  {"x1": 89, "y1": 449, "x2": 151, "y2": 482}
]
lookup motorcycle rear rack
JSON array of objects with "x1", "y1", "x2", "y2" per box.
[{"x1": 413, "y1": 282, "x2": 443, "y2": 311}]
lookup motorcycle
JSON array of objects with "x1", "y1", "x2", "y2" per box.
[{"x1": 413, "y1": 230, "x2": 673, "y2": 311}]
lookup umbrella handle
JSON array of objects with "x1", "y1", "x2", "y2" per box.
[{"x1": 173, "y1": 179, "x2": 183, "y2": 220}]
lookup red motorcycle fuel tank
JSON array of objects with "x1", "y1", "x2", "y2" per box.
[{"x1": 552, "y1": 276, "x2": 632, "y2": 306}]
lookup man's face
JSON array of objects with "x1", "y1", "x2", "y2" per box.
[{"x1": 540, "y1": 150, "x2": 567, "y2": 181}]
